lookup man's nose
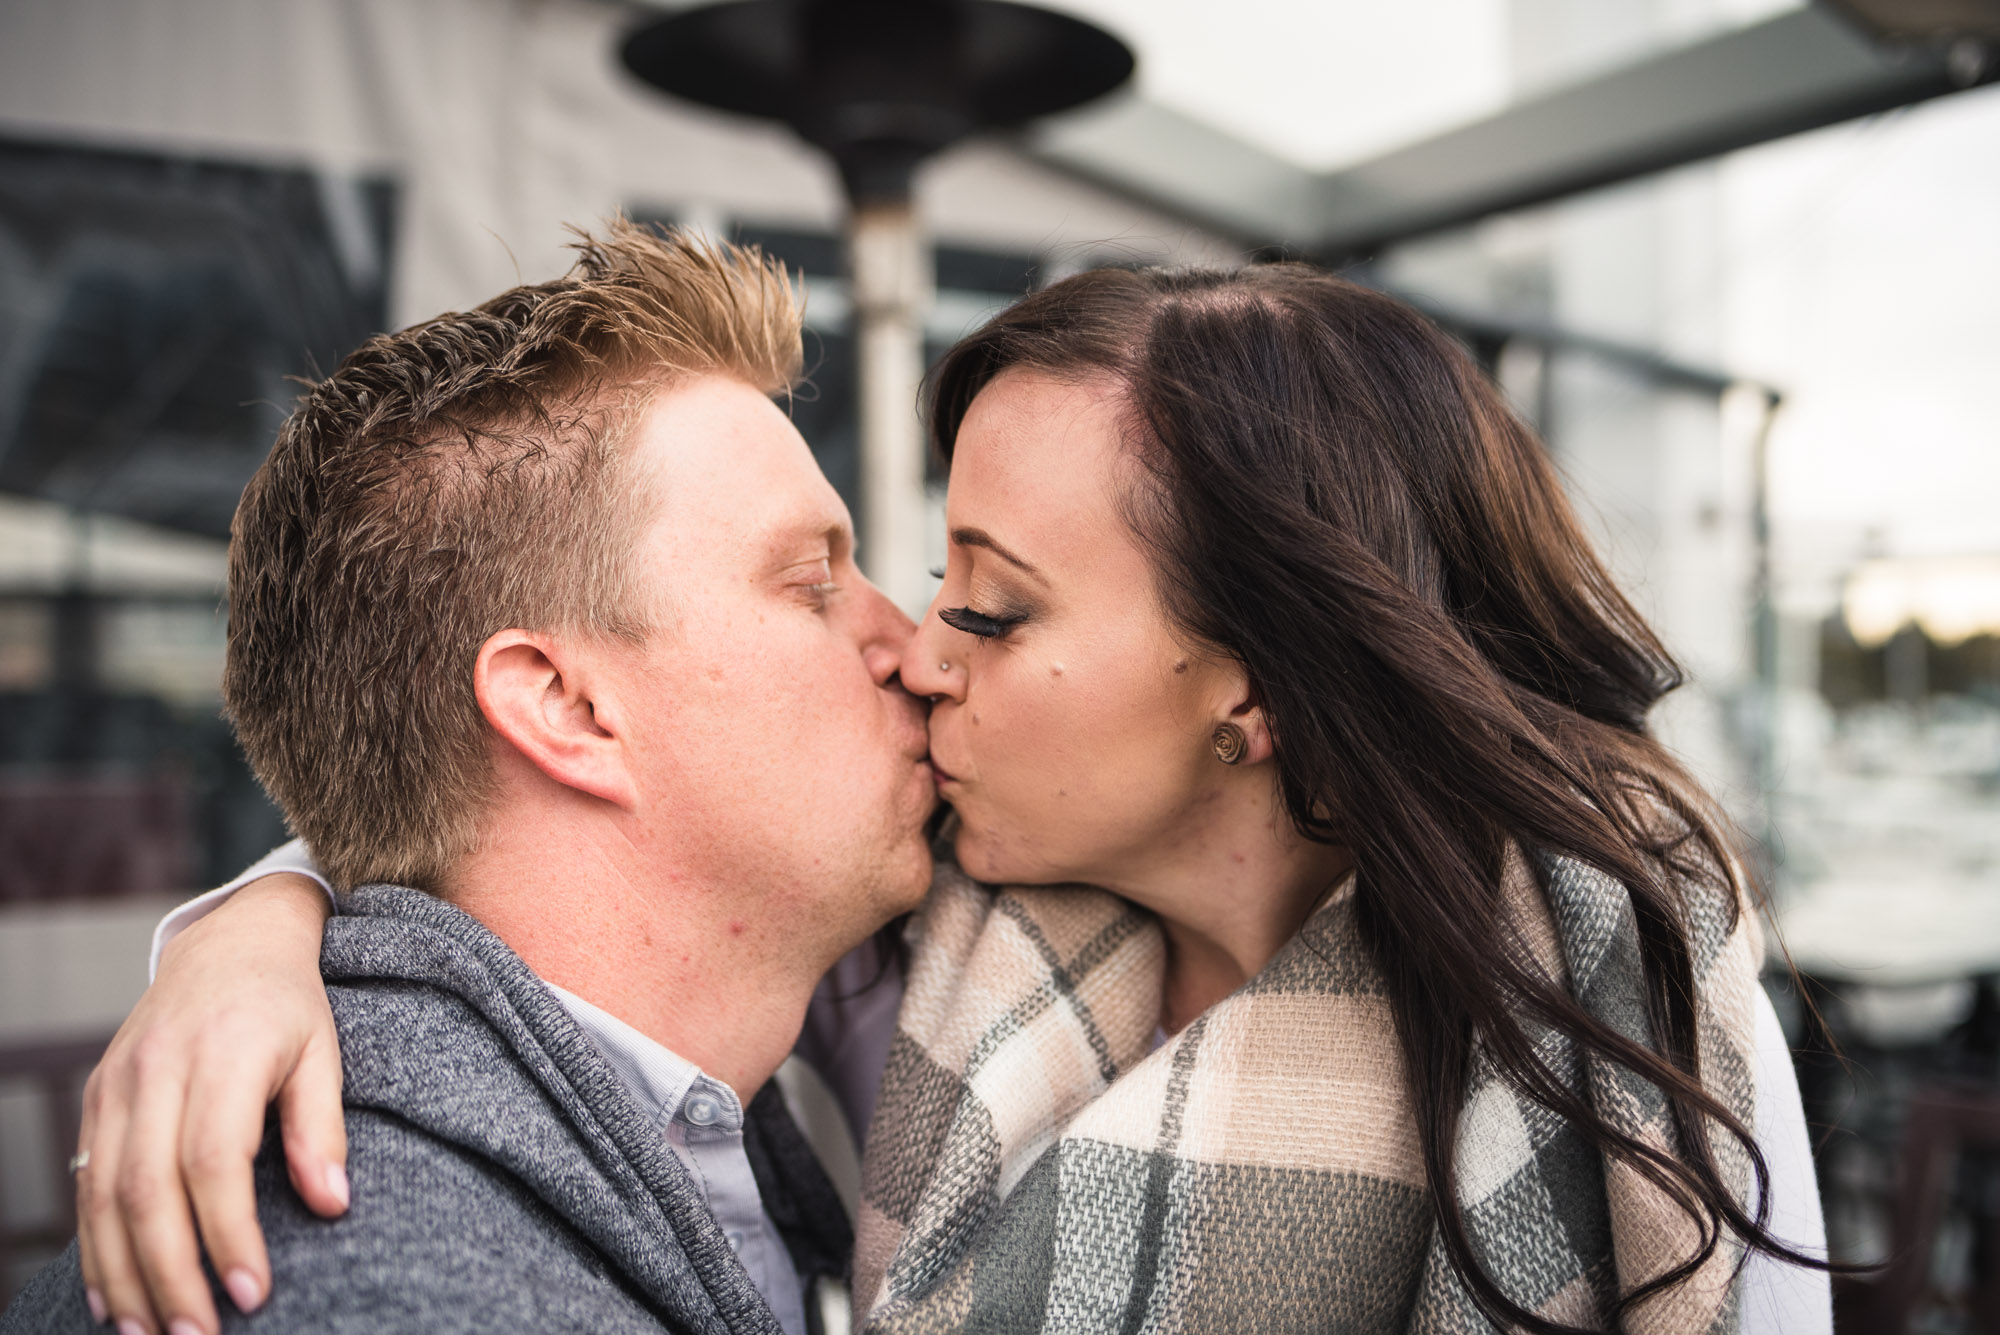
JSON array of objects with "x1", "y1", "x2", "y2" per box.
[{"x1": 855, "y1": 576, "x2": 918, "y2": 689}]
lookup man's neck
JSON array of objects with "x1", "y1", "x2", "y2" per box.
[{"x1": 438, "y1": 797, "x2": 830, "y2": 1101}]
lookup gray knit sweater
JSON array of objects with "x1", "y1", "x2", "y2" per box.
[{"x1": 5, "y1": 883, "x2": 846, "y2": 1334}]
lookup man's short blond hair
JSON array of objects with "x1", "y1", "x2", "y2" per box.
[{"x1": 225, "y1": 221, "x2": 802, "y2": 890}]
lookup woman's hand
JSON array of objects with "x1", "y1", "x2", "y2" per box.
[{"x1": 75, "y1": 873, "x2": 343, "y2": 1335}]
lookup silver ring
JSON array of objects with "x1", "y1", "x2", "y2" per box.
[{"x1": 68, "y1": 1150, "x2": 89, "y2": 1174}]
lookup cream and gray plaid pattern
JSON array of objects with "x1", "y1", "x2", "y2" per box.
[{"x1": 854, "y1": 845, "x2": 1762, "y2": 1334}]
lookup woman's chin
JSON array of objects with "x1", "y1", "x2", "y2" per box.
[
  {"x1": 952, "y1": 820, "x2": 1081, "y2": 889},
  {"x1": 951, "y1": 821, "x2": 1030, "y2": 886},
  {"x1": 950, "y1": 824, "x2": 997, "y2": 880}
]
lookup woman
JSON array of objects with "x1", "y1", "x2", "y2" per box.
[{"x1": 76, "y1": 263, "x2": 1827, "y2": 1333}]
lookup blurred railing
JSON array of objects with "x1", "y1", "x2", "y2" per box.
[
  {"x1": 1831, "y1": 1083, "x2": 2000, "y2": 1333},
  {"x1": 0, "y1": 1032, "x2": 111, "y2": 1307},
  {"x1": 0, "y1": 776, "x2": 189, "y2": 905},
  {"x1": 1787, "y1": 969, "x2": 2000, "y2": 1332}
]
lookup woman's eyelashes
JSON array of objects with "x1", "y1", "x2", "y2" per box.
[{"x1": 939, "y1": 604, "x2": 1028, "y2": 639}]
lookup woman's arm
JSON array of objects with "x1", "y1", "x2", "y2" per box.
[
  {"x1": 1737, "y1": 985, "x2": 1832, "y2": 1335},
  {"x1": 144, "y1": 840, "x2": 332, "y2": 981},
  {"x1": 75, "y1": 867, "x2": 342, "y2": 1335}
]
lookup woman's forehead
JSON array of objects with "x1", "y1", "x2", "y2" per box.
[
  {"x1": 953, "y1": 369, "x2": 1126, "y2": 480},
  {"x1": 948, "y1": 369, "x2": 1145, "y2": 577}
]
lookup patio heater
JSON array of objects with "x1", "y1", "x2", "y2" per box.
[{"x1": 621, "y1": 0, "x2": 1133, "y2": 612}]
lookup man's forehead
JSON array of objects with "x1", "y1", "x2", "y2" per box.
[
  {"x1": 629, "y1": 378, "x2": 849, "y2": 556},
  {"x1": 634, "y1": 376, "x2": 797, "y2": 473}
]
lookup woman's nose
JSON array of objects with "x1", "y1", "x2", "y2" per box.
[{"x1": 900, "y1": 609, "x2": 963, "y2": 703}]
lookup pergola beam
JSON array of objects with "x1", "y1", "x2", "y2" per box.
[{"x1": 1027, "y1": 3, "x2": 1999, "y2": 258}]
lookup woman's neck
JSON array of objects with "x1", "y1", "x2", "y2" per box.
[{"x1": 1092, "y1": 777, "x2": 1353, "y2": 1035}]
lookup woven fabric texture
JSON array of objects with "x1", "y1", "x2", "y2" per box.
[{"x1": 854, "y1": 845, "x2": 1762, "y2": 1335}]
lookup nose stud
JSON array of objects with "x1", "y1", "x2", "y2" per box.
[{"x1": 939, "y1": 662, "x2": 952, "y2": 673}]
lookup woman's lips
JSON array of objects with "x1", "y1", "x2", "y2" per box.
[{"x1": 929, "y1": 758, "x2": 960, "y2": 786}]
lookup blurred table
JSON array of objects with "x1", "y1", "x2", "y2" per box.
[{"x1": 1778, "y1": 874, "x2": 2000, "y2": 988}]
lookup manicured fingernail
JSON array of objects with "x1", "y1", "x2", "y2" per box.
[
  {"x1": 116, "y1": 1319, "x2": 146, "y2": 1335},
  {"x1": 325, "y1": 1162, "x2": 349, "y2": 1210},
  {"x1": 85, "y1": 1288, "x2": 106, "y2": 1323},
  {"x1": 224, "y1": 1267, "x2": 263, "y2": 1313},
  {"x1": 167, "y1": 1320, "x2": 204, "y2": 1335}
]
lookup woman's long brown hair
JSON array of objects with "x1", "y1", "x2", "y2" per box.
[{"x1": 928, "y1": 264, "x2": 1821, "y2": 1333}]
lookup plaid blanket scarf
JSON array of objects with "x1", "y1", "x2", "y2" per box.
[{"x1": 853, "y1": 844, "x2": 1763, "y2": 1334}]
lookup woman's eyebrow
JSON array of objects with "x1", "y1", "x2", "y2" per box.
[{"x1": 951, "y1": 526, "x2": 1047, "y2": 583}]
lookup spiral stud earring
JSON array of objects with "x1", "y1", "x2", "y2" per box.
[{"x1": 1211, "y1": 722, "x2": 1247, "y2": 765}]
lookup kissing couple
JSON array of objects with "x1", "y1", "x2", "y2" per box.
[{"x1": 11, "y1": 221, "x2": 1827, "y2": 1335}]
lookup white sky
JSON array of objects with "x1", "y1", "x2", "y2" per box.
[
  {"x1": 1049, "y1": 0, "x2": 1997, "y2": 563},
  {"x1": 1052, "y1": 0, "x2": 1801, "y2": 171},
  {"x1": 1054, "y1": 0, "x2": 1511, "y2": 170},
  {"x1": 1719, "y1": 84, "x2": 2000, "y2": 560}
]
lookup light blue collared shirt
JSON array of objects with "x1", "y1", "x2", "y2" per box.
[{"x1": 546, "y1": 984, "x2": 808, "y2": 1335}]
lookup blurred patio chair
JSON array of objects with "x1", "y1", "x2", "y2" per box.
[
  {"x1": 0, "y1": 1033, "x2": 111, "y2": 1306},
  {"x1": 0, "y1": 772, "x2": 190, "y2": 904},
  {"x1": 1834, "y1": 1085, "x2": 2000, "y2": 1334}
]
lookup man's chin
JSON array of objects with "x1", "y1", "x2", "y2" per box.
[
  {"x1": 860, "y1": 781, "x2": 944, "y2": 917},
  {"x1": 887, "y1": 838, "x2": 935, "y2": 912}
]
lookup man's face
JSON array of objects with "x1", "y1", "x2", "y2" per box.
[{"x1": 600, "y1": 375, "x2": 936, "y2": 953}]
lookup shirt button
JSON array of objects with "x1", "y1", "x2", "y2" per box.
[
  {"x1": 726, "y1": 1231, "x2": 745, "y2": 1252},
  {"x1": 684, "y1": 1094, "x2": 722, "y2": 1127}
]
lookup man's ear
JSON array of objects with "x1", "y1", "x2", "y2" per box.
[{"x1": 473, "y1": 629, "x2": 637, "y2": 809}]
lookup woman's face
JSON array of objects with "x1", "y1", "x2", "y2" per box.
[{"x1": 902, "y1": 368, "x2": 1252, "y2": 890}]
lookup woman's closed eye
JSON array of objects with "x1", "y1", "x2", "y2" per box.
[{"x1": 939, "y1": 604, "x2": 1028, "y2": 639}]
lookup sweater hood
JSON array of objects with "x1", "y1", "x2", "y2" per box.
[{"x1": 323, "y1": 883, "x2": 782, "y2": 1335}]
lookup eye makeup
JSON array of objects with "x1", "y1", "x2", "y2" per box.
[{"x1": 939, "y1": 604, "x2": 1028, "y2": 639}]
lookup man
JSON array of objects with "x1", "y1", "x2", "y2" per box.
[{"x1": 4, "y1": 222, "x2": 936, "y2": 1334}]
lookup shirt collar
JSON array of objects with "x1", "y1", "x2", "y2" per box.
[{"x1": 543, "y1": 981, "x2": 742, "y2": 1131}]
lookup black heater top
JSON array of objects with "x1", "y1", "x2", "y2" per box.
[{"x1": 620, "y1": 0, "x2": 1134, "y2": 207}]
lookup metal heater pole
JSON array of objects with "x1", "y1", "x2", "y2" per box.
[
  {"x1": 849, "y1": 199, "x2": 934, "y2": 615},
  {"x1": 619, "y1": 1, "x2": 1132, "y2": 617},
  {"x1": 1745, "y1": 385, "x2": 1784, "y2": 891}
]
